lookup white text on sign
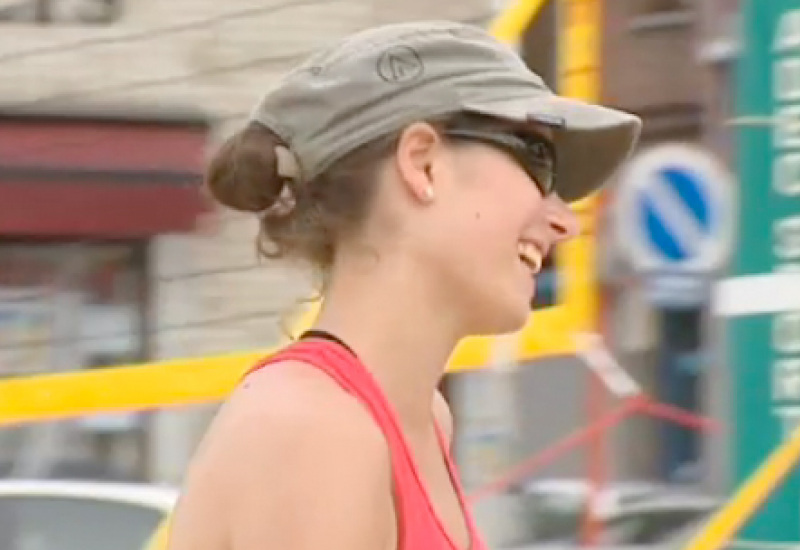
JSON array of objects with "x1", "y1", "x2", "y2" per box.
[{"x1": 771, "y1": 8, "x2": 800, "y2": 437}]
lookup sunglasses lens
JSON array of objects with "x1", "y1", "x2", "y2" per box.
[
  {"x1": 522, "y1": 140, "x2": 556, "y2": 195},
  {"x1": 524, "y1": 165, "x2": 552, "y2": 195},
  {"x1": 443, "y1": 128, "x2": 557, "y2": 195}
]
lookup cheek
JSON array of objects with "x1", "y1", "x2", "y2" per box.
[
  {"x1": 463, "y1": 169, "x2": 538, "y2": 241},
  {"x1": 429, "y1": 192, "x2": 523, "y2": 277},
  {"x1": 456, "y1": 151, "x2": 541, "y2": 213},
  {"x1": 424, "y1": 153, "x2": 542, "y2": 266}
]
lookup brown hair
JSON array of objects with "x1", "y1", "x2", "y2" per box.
[
  {"x1": 205, "y1": 113, "x2": 507, "y2": 271},
  {"x1": 205, "y1": 121, "x2": 399, "y2": 271}
]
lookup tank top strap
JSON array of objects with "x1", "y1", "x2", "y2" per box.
[{"x1": 432, "y1": 421, "x2": 483, "y2": 540}]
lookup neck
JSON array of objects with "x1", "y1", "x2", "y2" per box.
[{"x1": 312, "y1": 252, "x2": 463, "y2": 429}]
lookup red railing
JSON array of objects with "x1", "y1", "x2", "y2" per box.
[{"x1": 466, "y1": 336, "x2": 722, "y2": 546}]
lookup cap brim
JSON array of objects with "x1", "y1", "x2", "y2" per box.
[{"x1": 462, "y1": 95, "x2": 642, "y2": 202}]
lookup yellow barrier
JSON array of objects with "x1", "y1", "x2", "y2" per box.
[
  {"x1": 0, "y1": 350, "x2": 268, "y2": 427},
  {"x1": 683, "y1": 423, "x2": 800, "y2": 550}
]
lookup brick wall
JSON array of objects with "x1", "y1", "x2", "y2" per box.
[{"x1": 602, "y1": 0, "x2": 702, "y2": 137}]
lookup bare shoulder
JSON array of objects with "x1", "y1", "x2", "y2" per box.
[
  {"x1": 433, "y1": 388, "x2": 454, "y2": 446},
  {"x1": 218, "y1": 359, "x2": 390, "y2": 455},
  {"x1": 172, "y1": 360, "x2": 393, "y2": 550},
  {"x1": 225, "y1": 358, "x2": 384, "y2": 431}
]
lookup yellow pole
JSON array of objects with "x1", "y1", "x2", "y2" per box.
[
  {"x1": 683, "y1": 423, "x2": 800, "y2": 550},
  {"x1": 489, "y1": 0, "x2": 550, "y2": 45},
  {"x1": 556, "y1": 0, "x2": 603, "y2": 546},
  {"x1": 556, "y1": 0, "x2": 602, "y2": 330}
]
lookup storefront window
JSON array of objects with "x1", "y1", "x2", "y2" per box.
[
  {"x1": 0, "y1": 241, "x2": 147, "y2": 480},
  {"x1": 0, "y1": 0, "x2": 124, "y2": 26}
]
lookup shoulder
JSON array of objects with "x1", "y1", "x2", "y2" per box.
[
  {"x1": 177, "y1": 360, "x2": 394, "y2": 549},
  {"x1": 215, "y1": 359, "x2": 391, "y2": 477},
  {"x1": 222, "y1": 359, "x2": 392, "y2": 484},
  {"x1": 223, "y1": 359, "x2": 388, "y2": 449}
]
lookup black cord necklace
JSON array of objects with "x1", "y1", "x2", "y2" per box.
[{"x1": 299, "y1": 329, "x2": 358, "y2": 358}]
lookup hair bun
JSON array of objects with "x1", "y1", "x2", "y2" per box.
[{"x1": 205, "y1": 122, "x2": 288, "y2": 215}]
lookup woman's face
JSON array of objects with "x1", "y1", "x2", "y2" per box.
[{"x1": 373, "y1": 117, "x2": 581, "y2": 336}]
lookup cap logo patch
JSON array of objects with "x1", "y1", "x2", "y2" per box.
[{"x1": 377, "y1": 46, "x2": 424, "y2": 83}]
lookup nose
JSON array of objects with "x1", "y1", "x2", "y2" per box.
[{"x1": 544, "y1": 194, "x2": 580, "y2": 243}]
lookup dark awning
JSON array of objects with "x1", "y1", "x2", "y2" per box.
[{"x1": 0, "y1": 106, "x2": 212, "y2": 237}]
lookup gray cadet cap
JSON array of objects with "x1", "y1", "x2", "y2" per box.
[{"x1": 250, "y1": 20, "x2": 642, "y2": 203}]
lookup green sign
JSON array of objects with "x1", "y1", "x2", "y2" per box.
[{"x1": 733, "y1": 0, "x2": 800, "y2": 541}]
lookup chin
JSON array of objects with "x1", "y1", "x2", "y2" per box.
[
  {"x1": 469, "y1": 300, "x2": 531, "y2": 336},
  {"x1": 500, "y1": 306, "x2": 531, "y2": 334}
]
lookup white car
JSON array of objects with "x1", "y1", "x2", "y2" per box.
[
  {"x1": 505, "y1": 478, "x2": 717, "y2": 550},
  {"x1": 588, "y1": 493, "x2": 717, "y2": 548},
  {"x1": 0, "y1": 479, "x2": 178, "y2": 550},
  {"x1": 510, "y1": 478, "x2": 665, "y2": 544}
]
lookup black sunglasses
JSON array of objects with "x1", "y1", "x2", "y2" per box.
[{"x1": 443, "y1": 128, "x2": 557, "y2": 196}]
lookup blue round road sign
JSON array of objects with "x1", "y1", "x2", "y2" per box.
[{"x1": 615, "y1": 143, "x2": 736, "y2": 274}]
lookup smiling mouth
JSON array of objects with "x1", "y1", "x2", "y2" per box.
[{"x1": 517, "y1": 242, "x2": 543, "y2": 273}]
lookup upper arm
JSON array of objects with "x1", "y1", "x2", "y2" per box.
[
  {"x1": 433, "y1": 389, "x2": 454, "y2": 446},
  {"x1": 181, "y1": 363, "x2": 394, "y2": 550}
]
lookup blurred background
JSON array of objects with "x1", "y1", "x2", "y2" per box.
[{"x1": 1, "y1": 0, "x2": 798, "y2": 549}]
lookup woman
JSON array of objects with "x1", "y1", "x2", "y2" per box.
[{"x1": 167, "y1": 20, "x2": 640, "y2": 550}]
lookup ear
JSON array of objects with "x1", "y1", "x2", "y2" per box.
[{"x1": 393, "y1": 122, "x2": 443, "y2": 205}]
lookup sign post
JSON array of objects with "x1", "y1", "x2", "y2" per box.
[
  {"x1": 613, "y1": 140, "x2": 735, "y2": 481},
  {"x1": 725, "y1": 0, "x2": 800, "y2": 541}
]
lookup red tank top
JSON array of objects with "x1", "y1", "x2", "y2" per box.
[{"x1": 243, "y1": 337, "x2": 487, "y2": 550}]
